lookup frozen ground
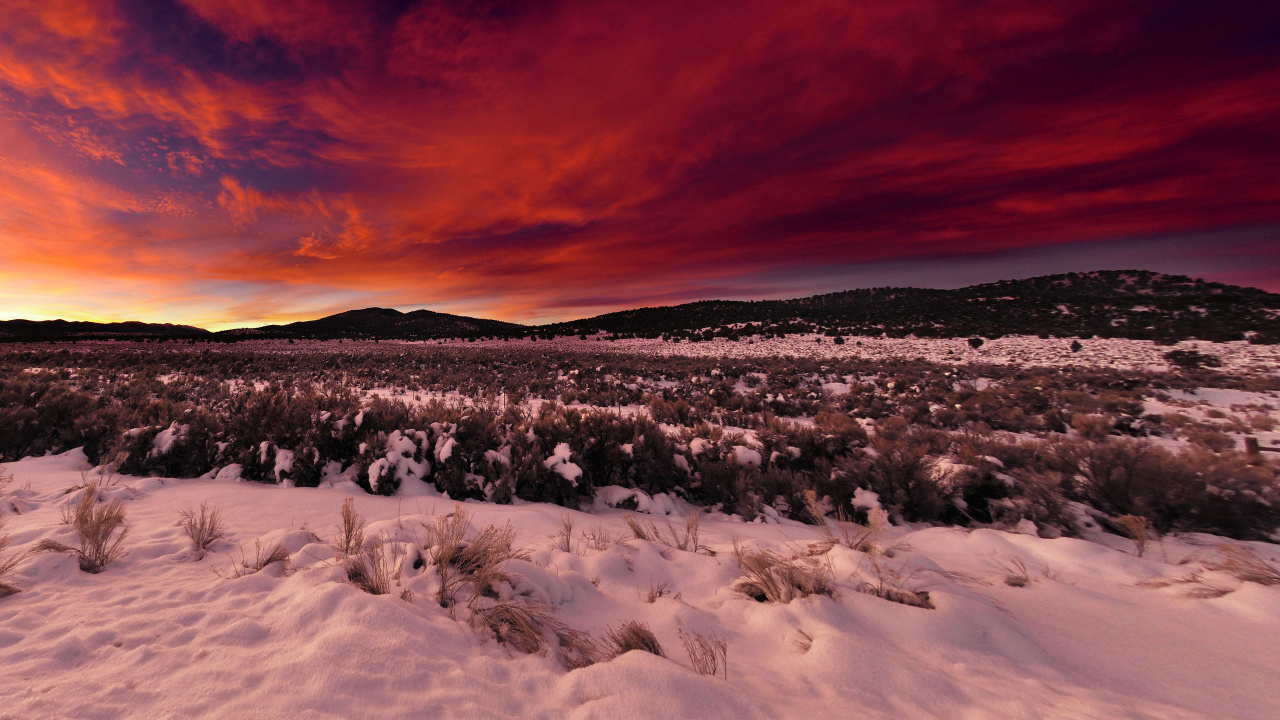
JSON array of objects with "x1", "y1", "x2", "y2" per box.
[
  {"x1": 3, "y1": 452, "x2": 1280, "y2": 719},
  {"x1": 412, "y1": 335, "x2": 1280, "y2": 376}
]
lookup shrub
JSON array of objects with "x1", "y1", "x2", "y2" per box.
[
  {"x1": 1164, "y1": 349, "x2": 1223, "y2": 370},
  {"x1": 36, "y1": 487, "x2": 129, "y2": 573},
  {"x1": 179, "y1": 502, "x2": 225, "y2": 560}
]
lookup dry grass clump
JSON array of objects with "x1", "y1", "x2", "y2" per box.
[
  {"x1": 622, "y1": 513, "x2": 659, "y2": 542},
  {"x1": 467, "y1": 598, "x2": 602, "y2": 669},
  {"x1": 1137, "y1": 572, "x2": 1234, "y2": 599},
  {"x1": 665, "y1": 511, "x2": 713, "y2": 555},
  {"x1": 344, "y1": 541, "x2": 398, "y2": 595},
  {"x1": 217, "y1": 539, "x2": 291, "y2": 579},
  {"x1": 733, "y1": 543, "x2": 835, "y2": 603},
  {"x1": 1114, "y1": 514, "x2": 1153, "y2": 557},
  {"x1": 66, "y1": 459, "x2": 123, "y2": 495},
  {"x1": 856, "y1": 557, "x2": 935, "y2": 609},
  {"x1": 678, "y1": 628, "x2": 728, "y2": 679},
  {"x1": 992, "y1": 557, "x2": 1035, "y2": 587},
  {"x1": 1138, "y1": 545, "x2": 1279, "y2": 599},
  {"x1": 605, "y1": 621, "x2": 664, "y2": 658},
  {"x1": 580, "y1": 524, "x2": 635, "y2": 554},
  {"x1": 644, "y1": 579, "x2": 671, "y2": 603},
  {"x1": 1, "y1": 515, "x2": 28, "y2": 598},
  {"x1": 334, "y1": 497, "x2": 367, "y2": 555},
  {"x1": 555, "y1": 514, "x2": 574, "y2": 553},
  {"x1": 622, "y1": 512, "x2": 713, "y2": 555},
  {"x1": 418, "y1": 507, "x2": 600, "y2": 668},
  {"x1": 455, "y1": 521, "x2": 530, "y2": 598},
  {"x1": 469, "y1": 600, "x2": 556, "y2": 654},
  {"x1": 179, "y1": 502, "x2": 225, "y2": 560},
  {"x1": 1205, "y1": 544, "x2": 1280, "y2": 586},
  {"x1": 803, "y1": 490, "x2": 890, "y2": 555},
  {"x1": 35, "y1": 487, "x2": 129, "y2": 573},
  {"x1": 424, "y1": 509, "x2": 470, "y2": 607},
  {"x1": 423, "y1": 507, "x2": 530, "y2": 608}
]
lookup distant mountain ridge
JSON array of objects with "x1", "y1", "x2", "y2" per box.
[
  {"x1": 0, "y1": 318, "x2": 210, "y2": 341},
  {"x1": 220, "y1": 307, "x2": 521, "y2": 340},
  {"x1": 4, "y1": 270, "x2": 1278, "y2": 344},
  {"x1": 547, "y1": 270, "x2": 1280, "y2": 343}
]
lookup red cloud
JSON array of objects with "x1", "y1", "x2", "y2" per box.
[{"x1": 1, "y1": 0, "x2": 1278, "y2": 325}]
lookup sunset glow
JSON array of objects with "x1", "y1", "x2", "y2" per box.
[{"x1": 2, "y1": 0, "x2": 1279, "y2": 328}]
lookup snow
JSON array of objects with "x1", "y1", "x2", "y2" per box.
[
  {"x1": 272, "y1": 448, "x2": 295, "y2": 484},
  {"x1": 418, "y1": 335, "x2": 1280, "y2": 377},
  {"x1": 149, "y1": 422, "x2": 186, "y2": 458},
  {"x1": 3, "y1": 451, "x2": 1280, "y2": 718},
  {"x1": 730, "y1": 446, "x2": 762, "y2": 467},
  {"x1": 543, "y1": 442, "x2": 583, "y2": 486}
]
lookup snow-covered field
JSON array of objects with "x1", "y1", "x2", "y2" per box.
[
  {"x1": 4, "y1": 451, "x2": 1280, "y2": 719},
  {"x1": 418, "y1": 334, "x2": 1280, "y2": 376}
]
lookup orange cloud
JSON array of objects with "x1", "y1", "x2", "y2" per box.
[{"x1": 1, "y1": 0, "x2": 1278, "y2": 328}]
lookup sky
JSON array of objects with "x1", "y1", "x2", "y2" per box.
[{"x1": 1, "y1": 0, "x2": 1279, "y2": 330}]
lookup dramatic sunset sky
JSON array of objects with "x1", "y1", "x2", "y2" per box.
[{"x1": 2, "y1": 1, "x2": 1278, "y2": 329}]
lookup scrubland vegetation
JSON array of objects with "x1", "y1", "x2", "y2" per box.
[{"x1": 2, "y1": 341, "x2": 1277, "y2": 541}]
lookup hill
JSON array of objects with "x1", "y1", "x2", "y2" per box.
[
  {"x1": 5, "y1": 270, "x2": 1277, "y2": 343},
  {"x1": 218, "y1": 307, "x2": 523, "y2": 341},
  {"x1": 545, "y1": 270, "x2": 1280, "y2": 343},
  {"x1": 0, "y1": 319, "x2": 210, "y2": 342}
]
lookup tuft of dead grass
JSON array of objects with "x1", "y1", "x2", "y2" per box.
[
  {"x1": 465, "y1": 523, "x2": 530, "y2": 599},
  {"x1": 469, "y1": 599, "x2": 555, "y2": 654},
  {"x1": 733, "y1": 543, "x2": 835, "y2": 603},
  {"x1": 344, "y1": 540, "x2": 399, "y2": 596},
  {"x1": 217, "y1": 539, "x2": 290, "y2": 579},
  {"x1": 643, "y1": 579, "x2": 671, "y2": 603},
  {"x1": 334, "y1": 497, "x2": 367, "y2": 555},
  {"x1": 581, "y1": 524, "x2": 635, "y2": 554},
  {"x1": 467, "y1": 598, "x2": 602, "y2": 669},
  {"x1": 621, "y1": 513, "x2": 658, "y2": 542},
  {"x1": 1137, "y1": 572, "x2": 1234, "y2": 599},
  {"x1": 791, "y1": 628, "x2": 813, "y2": 653},
  {"x1": 1115, "y1": 514, "x2": 1153, "y2": 557},
  {"x1": 665, "y1": 510, "x2": 713, "y2": 555},
  {"x1": 991, "y1": 557, "x2": 1035, "y2": 587},
  {"x1": 423, "y1": 508, "x2": 471, "y2": 607},
  {"x1": 856, "y1": 556, "x2": 935, "y2": 609},
  {"x1": 179, "y1": 502, "x2": 225, "y2": 560},
  {"x1": 678, "y1": 627, "x2": 728, "y2": 679},
  {"x1": 623, "y1": 511, "x2": 713, "y2": 555},
  {"x1": 1205, "y1": 544, "x2": 1280, "y2": 586},
  {"x1": 555, "y1": 514, "x2": 574, "y2": 553},
  {"x1": 605, "y1": 621, "x2": 664, "y2": 658},
  {"x1": 804, "y1": 489, "x2": 890, "y2": 556},
  {"x1": 35, "y1": 487, "x2": 129, "y2": 573},
  {"x1": 1, "y1": 515, "x2": 28, "y2": 598},
  {"x1": 423, "y1": 508, "x2": 531, "y2": 609}
]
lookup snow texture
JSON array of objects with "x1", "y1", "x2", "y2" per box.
[{"x1": 2, "y1": 451, "x2": 1280, "y2": 718}]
